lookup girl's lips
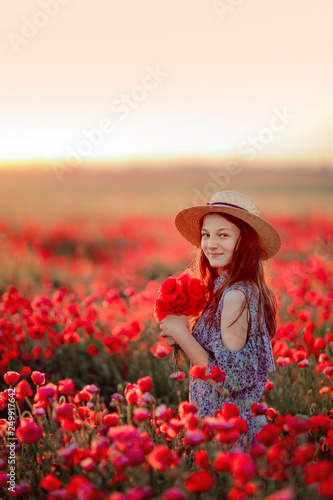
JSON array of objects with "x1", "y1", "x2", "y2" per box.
[{"x1": 209, "y1": 254, "x2": 223, "y2": 257}]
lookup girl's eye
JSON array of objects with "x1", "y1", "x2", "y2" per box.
[{"x1": 201, "y1": 234, "x2": 227, "y2": 238}]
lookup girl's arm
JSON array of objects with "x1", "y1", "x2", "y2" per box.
[
  {"x1": 170, "y1": 327, "x2": 209, "y2": 367},
  {"x1": 160, "y1": 315, "x2": 208, "y2": 365},
  {"x1": 160, "y1": 316, "x2": 225, "y2": 394}
]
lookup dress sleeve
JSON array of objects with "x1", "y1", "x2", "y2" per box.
[{"x1": 206, "y1": 283, "x2": 260, "y2": 392}]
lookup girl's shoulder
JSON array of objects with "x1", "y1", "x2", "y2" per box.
[
  {"x1": 218, "y1": 278, "x2": 259, "y2": 299},
  {"x1": 214, "y1": 281, "x2": 259, "y2": 320}
]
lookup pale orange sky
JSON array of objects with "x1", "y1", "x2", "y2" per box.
[{"x1": 1, "y1": 0, "x2": 333, "y2": 166}]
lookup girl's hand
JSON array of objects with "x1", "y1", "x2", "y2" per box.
[
  {"x1": 160, "y1": 314, "x2": 188, "y2": 342},
  {"x1": 163, "y1": 336, "x2": 178, "y2": 347}
]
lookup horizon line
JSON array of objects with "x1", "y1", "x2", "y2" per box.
[{"x1": 0, "y1": 155, "x2": 332, "y2": 171}]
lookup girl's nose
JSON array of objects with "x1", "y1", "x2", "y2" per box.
[{"x1": 207, "y1": 237, "x2": 218, "y2": 248}]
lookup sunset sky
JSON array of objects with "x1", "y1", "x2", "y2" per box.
[{"x1": 1, "y1": 0, "x2": 333, "y2": 167}]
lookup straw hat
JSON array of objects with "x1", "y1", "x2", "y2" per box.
[{"x1": 175, "y1": 191, "x2": 281, "y2": 260}]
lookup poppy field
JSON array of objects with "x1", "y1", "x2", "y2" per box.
[{"x1": 0, "y1": 210, "x2": 333, "y2": 499}]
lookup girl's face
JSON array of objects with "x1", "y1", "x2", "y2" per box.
[{"x1": 201, "y1": 213, "x2": 241, "y2": 272}]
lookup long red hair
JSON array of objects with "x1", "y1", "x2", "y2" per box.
[{"x1": 187, "y1": 212, "x2": 277, "y2": 339}]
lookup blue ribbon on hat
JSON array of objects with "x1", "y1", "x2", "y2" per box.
[{"x1": 206, "y1": 202, "x2": 248, "y2": 212}]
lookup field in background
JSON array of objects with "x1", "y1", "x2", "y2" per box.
[
  {"x1": 0, "y1": 162, "x2": 333, "y2": 498},
  {"x1": 0, "y1": 163, "x2": 332, "y2": 226}
]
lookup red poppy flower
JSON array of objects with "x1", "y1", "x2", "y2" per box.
[
  {"x1": 214, "y1": 451, "x2": 231, "y2": 472},
  {"x1": 111, "y1": 393, "x2": 124, "y2": 404},
  {"x1": 78, "y1": 406, "x2": 91, "y2": 420},
  {"x1": 189, "y1": 364, "x2": 207, "y2": 381},
  {"x1": 87, "y1": 345, "x2": 99, "y2": 356},
  {"x1": 34, "y1": 384, "x2": 57, "y2": 404},
  {"x1": 44, "y1": 348, "x2": 54, "y2": 359},
  {"x1": 207, "y1": 365, "x2": 226, "y2": 383},
  {"x1": 292, "y1": 445, "x2": 315, "y2": 467},
  {"x1": 184, "y1": 412, "x2": 200, "y2": 430},
  {"x1": 56, "y1": 403, "x2": 75, "y2": 422},
  {"x1": 323, "y1": 365, "x2": 333, "y2": 377},
  {"x1": 15, "y1": 380, "x2": 34, "y2": 399},
  {"x1": 66, "y1": 475, "x2": 100, "y2": 499},
  {"x1": 216, "y1": 429, "x2": 239, "y2": 444},
  {"x1": 319, "y1": 475, "x2": 333, "y2": 498},
  {"x1": 305, "y1": 459, "x2": 332, "y2": 485},
  {"x1": 168, "y1": 294, "x2": 188, "y2": 315},
  {"x1": 58, "y1": 378, "x2": 75, "y2": 396},
  {"x1": 153, "y1": 298, "x2": 173, "y2": 322},
  {"x1": 308, "y1": 415, "x2": 330, "y2": 433},
  {"x1": 21, "y1": 366, "x2": 31, "y2": 378},
  {"x1": 228, "y1": 486, "x2": 252, "y2": 500},
  {"x1": 31, "y1": 371, "x2": 46, "y2": 386},
  {"x1": 266, "y1": 407, "x2": 277, "y2": 420},
  {"x1": 178, "y1": 402, "x2": 198, "y2": 419},
  {"x1": 102, "y1": 413, "x2": 119, "y2": 427},
  {"x1": 265, "y1": 380, "x2": 275, "y2": 391},
  {"x1": 194, "y1": 450, "x2": 210, "y2": 470},
  {"x1": 256, "y1": 423, "x2": 281, "y2": 446},
  {"x1": 62, "y1": 419, "x2": 83, "y2": 432},
  {"x1": 184, "y1": 429, "x2": 206, "y2": 446},
  {"x1": 276, "y1": 356, "x2": 293, "y2": 367},
  {"x1": 57, "y1": 443, "x2": 78, "y2": 468},
  {"x1": 159, "y1": 277, "x2": 183, "y2": 302},
  {"x1": 298, "y1": 309, "x2": 311, "y2": 322},
  {"x1": 137, "y1": 376, "x2": 153, "y2": 393},
  {"x1": 80, "y1": 457, "x2": 95, "y2": 472},
  {"x1": 40, "y1": 474, "x2": 62, "y2": 491},
  {"x1": 230, "y1": 416, "x2": 249, "y2": 434},
  {"x1": 124, "y1": 384, "x2": 142, "y2": 405},
  {"x1": 162, "y1": 487, "x2": 186, "y2": 500},
  {"x1": 167, "y1": 418, "x2": 185, "y2": 438},
  {"x1": 283, "y1": 415, "x2": 308, "y2": 435},
  {"x1": 326, "y1": 332, "x2": 333, "y2": 343},
  {"x1": 220, "y1": 402, "x2": 239, "y2": 419},
  {"x1": 4, "y1": 371, "x2": 20, "y2": 385},
  {"x1": 314, "y1": 337, "x2": 326, "y2": 351},
  {"x1": 63, "y1": 331, "x2": 80, "y2": 344},
  {"x1": 150, "y1": 342, "x2": 171, "y2": 358},
  {"x1": 251, "y1": 402, "x2": 268, "y2": 416},
  {"x1": 250, "y1": 443, "x2": 266, "y2": 459},
  {"x1": 84, "y1": 384, "x2": 99, "y2": 395},
  {"x1": 147, "y1": 445, "x2": 179, "y2": 472},
  {"x1": 16, "y1": 417, "x2": 43, "y2": 444},
  {"x1": 293, "y1": 350, "x2": 307, "y2": 361},
  {"x1": 185, "y1": 471, "x2": 214, "y2": 493},
  {"x1": 0, "y1": 472, "x2": 10, "y2": 487},
  {"x1": 7, "y1": 483, "x2": 31, "y2": 496},
  {"x1": 169, "y1": 371, "x2": 185, "y2": 381},
  {"x1": 154, "y1": 269, "x2": 206, "y2": 321},
  {"x1": 31, "y1": 345, "x2": 43, "y2": 359},
  {"x1": 187, "y1": 277, "x2": 205, "y2": 301},
  {"x1": 266, "y1": 446, "x2": 289, "y2": 481},
  {"x1": 133, "y1": 408, "x2": 150, "y2": 423},
  {"x1": 73, "y1": 389, "x2": 92, "y2": 404}
]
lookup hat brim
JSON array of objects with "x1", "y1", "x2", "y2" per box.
[{"x1": 175, "y1": 206, "x2": 281, "y2": 260}]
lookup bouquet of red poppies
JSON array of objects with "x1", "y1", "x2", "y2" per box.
[{"x1": 153, "y1": 269, "x2": 207, "y2": 368}]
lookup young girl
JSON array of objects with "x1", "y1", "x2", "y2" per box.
[{"x1": 159, "y1": 190, "x2": 281, "y2": 451}]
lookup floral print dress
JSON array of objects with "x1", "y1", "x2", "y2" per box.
[{"x1": 189, "y1": 272, "x2": 275, "y2": 450}]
